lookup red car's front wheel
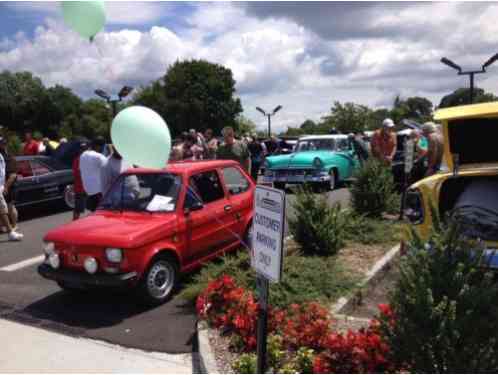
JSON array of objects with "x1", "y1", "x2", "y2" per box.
[{"x1": 139, "y1": 255, "x2": 178, "y2": 306}]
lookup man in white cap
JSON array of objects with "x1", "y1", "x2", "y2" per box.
[
  {"x1": 371, "y1": 118, "x2": 397, "y2": 166},
  {"x1": 422, "y1": 121, "x2": 443, "y2": 176}
]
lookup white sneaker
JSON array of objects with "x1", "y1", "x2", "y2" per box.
[{"x1": 8, "y1": 231, "x2": 23, "y2": 241}]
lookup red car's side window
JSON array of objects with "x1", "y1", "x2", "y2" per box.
[
  {"x1": 188, "y1": 170, "x2": 225, "y2": 204},
  {"x1": 222, "y1": 167, "x2": 250, "y2": 195}
]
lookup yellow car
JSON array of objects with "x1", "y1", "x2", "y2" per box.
[{"x1": 403, "y1": 101, "x2": 498, "y2": 268}]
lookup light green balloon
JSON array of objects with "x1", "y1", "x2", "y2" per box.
[
  {"x1": 111, "y1": 106, "x2": 171, "y2": 169},
  {"x1": 61, "y1": 1, "x2": 106, "y2": 40}
]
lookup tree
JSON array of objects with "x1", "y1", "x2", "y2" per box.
[
  {"x1": 133, "y1": 59, "x2": 243, "y2": 136},
  {"x1": 0, "y1": 70, "x2": 50, "y2": 134},
  {"x1": 44, "y1": 85, "x2": 83, "y2": 138},
  {"x1": 300, "y1": 119, "x2": 317, "y2": 134},
  {"x1": 438, "y1": 87, "x2": 497, "y2": 108},
  {"x1": 321, "y1": 102, "x2": 374, "y2": 134},
  {"x1": 370, "y1": 108, "x2": 391, "y2": 129},
  {"x1": 283, "y1": 126, "x2": 306, "y2": 136},
  {"x1": 389, "y1": 95, "x2": 434, "y2": 124},
  {"x1": 235, "y1": 115, "x2": 257, "y2": 136},
  {"x1": 79, "y1": 99, "x2": 112, "y2": 140}
]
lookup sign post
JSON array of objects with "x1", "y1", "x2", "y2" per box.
[
  {"x1": 251, "y1": 186, "x2": 285, "y2": 373},
  {"x1": 400, "y1": 139, "x2": 414, "y2": 220}
]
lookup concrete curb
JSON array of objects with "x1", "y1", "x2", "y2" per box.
[
  {"x1": 331, "y1": 244, "x2": 400, "y2": 315},
  {"x1": 197, "y1": 321, "x2": 219, "y2": 374}
]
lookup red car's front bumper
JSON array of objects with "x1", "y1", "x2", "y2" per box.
[{"x1": 38, "y1": 264, "x2": 138, "y2": 288}]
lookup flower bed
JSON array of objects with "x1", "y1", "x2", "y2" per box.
[{"x1": 197, "y1": 275, "x2": 398, "y2": 373}]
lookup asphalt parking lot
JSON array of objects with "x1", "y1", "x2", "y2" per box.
[{"x1": 0, "y1": 187, "x2": 350, "y2": 354}]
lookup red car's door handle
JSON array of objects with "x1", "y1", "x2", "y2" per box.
[{"x1": 224, "y1": 205, "x2": 232, "y2": 212}]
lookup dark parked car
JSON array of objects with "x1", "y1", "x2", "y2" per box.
[{"x1": 14, "y1": 155, "x2": 74, "y2": 209}]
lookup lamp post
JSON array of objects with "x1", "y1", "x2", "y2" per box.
[
  {"x1": 94, "y1": 86, "x2": 134, "y2": 118},
  {"x1": 256, "y1": 105, "x2": 282, "y2": 138},
  {"x1": 440, "y1": 53, "x2": 498, "y2": 104}
]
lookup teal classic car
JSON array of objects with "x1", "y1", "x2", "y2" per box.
[{"x1": 262, "y1": 135, "x2": 359, "y2": 190}]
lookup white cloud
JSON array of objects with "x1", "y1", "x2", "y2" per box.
[
  {"x1": 1, "y1": 2, "x2": 498, "y2": 133},
  {"x1": 5, "y1": 1, "x2": 169, "y2": 25}
]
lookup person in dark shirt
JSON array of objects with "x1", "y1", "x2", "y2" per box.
[
  {"x1": 265, "y1": 136, "x2": 279, "y2": 155},
  {"x1": 247, "y1": 136, "x2": 265, "y2": 182},
  {"x1": 350, "y1": 132, "x2": 369, "y2": 166}
]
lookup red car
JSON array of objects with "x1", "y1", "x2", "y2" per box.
[{"x1": 38, "y1": 160, "x2": 255, "y2": 305}]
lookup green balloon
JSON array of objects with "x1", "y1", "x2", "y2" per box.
[
  {"x1": 61, "y1": 1, "x2": 106, "y2": 40},
  {"x1": 111, "y1": 106, "x2": 172, "y2": 169}
]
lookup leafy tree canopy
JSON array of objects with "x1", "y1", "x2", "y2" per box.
[
  {"x1": 438, "y1": 87, "x2": 497, "y2": 108},
  {"x1": 235, "y1": 115, "x2": 257, "y2": 136},
  {"x1": 133, "y1": 59, "x2": 243, "y2": 136}
]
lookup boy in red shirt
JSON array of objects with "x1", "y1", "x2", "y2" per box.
[
  {"x1": 22, "y1": 131, "x2": 40, "y2": 156},
  {"x1": 72, "y1": 140, "x2": 89, "y2": 220}
]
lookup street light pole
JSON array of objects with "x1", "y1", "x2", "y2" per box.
[
  {"x1": 95, "y1": 86, "x2": 134, "y2": 118},
  {"x1": 441, "y1": 53, "x2": 498, "y2": 104},
  {"x1": 256, "y1": 105, "x2": 282, "y2": 138},
  {"x1": 95, "y1": 86, "x2": 133, "y2": 137},
  {"x1": 267, "y1": 114, "x2": 271, "y2": 138}
]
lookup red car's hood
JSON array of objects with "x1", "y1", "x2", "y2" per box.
[{"x1": 45, "y1": 211, "x2": 178, "y2": 248}]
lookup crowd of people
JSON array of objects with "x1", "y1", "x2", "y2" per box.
[
  {"x1": 365, "y1": 118, "x2": 443, "y2": 177},
  {"x1": 0, "y1": 119, "x2": 445, "y2": 241},
  {"x1": 170, "y1": 126, "x2": 278, "y2": 181}
]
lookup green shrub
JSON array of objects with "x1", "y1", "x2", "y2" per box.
[
  {"x1": 32, "y1": 130, "x2": 43, "y2": 141},
  {"x1": 7, "y1": 134, "x2": 22, "y2": 156},
  {"x1": 295, "y1": 347, "x2": 315, "y2": 374},
  {"x1": 232, "y1": 353, "x2": 257, "y2": 373},
  {"x1": 268, "y1": 335, "x2": 285, "y2": 369},
  {"x1": 350, "y1": 159, "x2": 396, "y2": 217},
  {"x1": 179, "y1": 250, "x2": 253, "y2": 302},
  {"x1": 278, "y1": 362, "x2": 299, "y2": 374},
  {"x1": 379, "y1": 221, "x2": 498, "y2": 372},
  {"x1": 269, "y1": 255, "x2": 357, "y2": 308},
  {"x1": 181, "y1": 250, "x2": 357, "y2": 309},
  {"x1": 343, "y1": 212, "x2": 402, "y2": 245},
  {"x1": 289, "y1": 187, "x2": 348, "y2": 256}
]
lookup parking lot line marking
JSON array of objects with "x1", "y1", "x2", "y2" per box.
[{"x1": 0, "y1": 255, "x2": 45, "y2": 272}]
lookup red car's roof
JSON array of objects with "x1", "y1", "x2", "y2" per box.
[{"x1": 125, "y1": 160, "x2": 240, "y2": 175}]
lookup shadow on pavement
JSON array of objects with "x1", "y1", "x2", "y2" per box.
[
  {"x1": 18, "y1": 288, "x2": 196, "y2": 353},
  {"x1": 23, "y1": 289, "x2": 152, "y2": 329},
  {"x1": 18, "y1": 201, "x2": 71, "y2": 223}
]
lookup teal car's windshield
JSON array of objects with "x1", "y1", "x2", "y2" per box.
[
  {"x1": 296, "y1": 139, "x2": 336, "y2": 152},
  {"x1": 99, "y1": 173, "x2": 181, "y2": 212}
]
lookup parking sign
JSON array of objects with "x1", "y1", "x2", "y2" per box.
[
  {"x1": 404, "y1": 139, "x2": 415, "y2": 174},
  {"x1": 251, "y1": 186, "x2": 285, "y2": 282}
]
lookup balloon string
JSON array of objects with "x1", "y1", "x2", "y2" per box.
[
  {"x1": 93, "y1": 37, "x2": 116, "y2": 82},
  {"x1": 185, "y1": 184, "x2": 253, "y2": 253}
]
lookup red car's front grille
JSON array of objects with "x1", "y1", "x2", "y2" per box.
[{"x1": 55, "y1": 243, "x2": 104, "y2": 270}]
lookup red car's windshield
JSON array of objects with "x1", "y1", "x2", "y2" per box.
[{"x1": 99, "y1": 173, "x2": 181, "y2": 213}]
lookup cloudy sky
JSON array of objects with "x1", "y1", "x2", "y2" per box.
[{"x1": 1, "y1": 1, "x2": 497, "y2": 133}]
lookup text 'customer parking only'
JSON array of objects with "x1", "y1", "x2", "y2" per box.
[{"x1": 251, "y1": 186, "x2": 285, "y2": 282}]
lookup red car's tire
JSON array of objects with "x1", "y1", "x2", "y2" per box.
[{"x1": 138, "y1": 254, "x2": 178, "y2": 306}]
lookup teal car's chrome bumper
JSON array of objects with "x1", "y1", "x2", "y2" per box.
[{"x1": 263, "y1": 170, "x2": 330, "y2": 184}]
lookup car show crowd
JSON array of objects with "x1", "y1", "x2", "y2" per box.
[{"x1": 0, "y1": 117, "x2": 444, "y2": 242}]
